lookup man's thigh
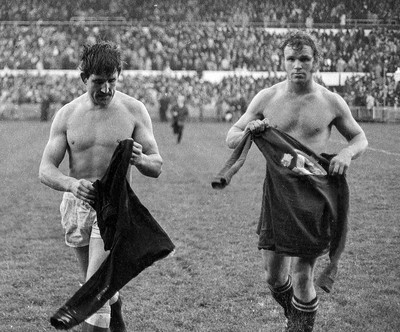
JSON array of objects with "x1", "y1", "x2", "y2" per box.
[{"x1": 291, "y1": 256, "x2": 318, "y2": 276}]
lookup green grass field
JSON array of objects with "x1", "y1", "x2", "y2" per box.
[{"x1": 0, "y1": 120, "x2": 399, "y2": 332}]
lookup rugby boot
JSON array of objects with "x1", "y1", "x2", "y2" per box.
[{"x1": 285, "y1": 296, "x2": 318, "y2": 332}]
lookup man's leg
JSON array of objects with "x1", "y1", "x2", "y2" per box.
[
  {"x1": 286, "y1": 257, "x2": 319, "y2": 332},
  {"x1": 109, "y1": 293, "x2": 127, "y2": 332},
  {"x1": 177, "y1": 125, "x2": 184, "y2": 143},
  {"x1": 262, "y1": 250, "x2": 293, "y2": 318},
  {"x1": 81, "y1": 236, "x2": 111, "y2": 332},
  {"x1": 73, "y1": 246, "x2": 89, "y2": 282}
]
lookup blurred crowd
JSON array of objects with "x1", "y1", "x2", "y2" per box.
[
  {"x1": 1, "y1": 70, "x2": 399, "y2": 121},
  {"x1": 1, "y1": 0, "x2": 400, "y2": 120},
  {"x1": 343, "y1": 72, "x2": 400, "y2": 108},
  {"x1": 2, "y1": 0, "x2": 399, "y2": 24},
  {"x1": 0, "y1": 72, "x2": 281, "y2": 121},
  {"x1": 1, "y1": 23, "x2": 400, "y2": 76}
]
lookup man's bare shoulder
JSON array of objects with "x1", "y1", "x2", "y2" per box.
[
  {"x1": 248, "y1": 81, "x2": 284, "y2": 115},
  {"x1": 256, "y1": 81, "x2": 285, "y2": 99},
  {"x1": 318, "y1": 85, "x2": 350, "y2": 115},
  {"x1": 318, "y1": 84, "x2": 338, "y2": 99},
  {"x1": 51, "y1": 97, "x2": 80, "y2": 128},
  {"x1": 116, "y1": 91, "x2": 147, "y2": 114},
  {"x1": 55, "y1": 94, "x2": 87, "y2": 119}
]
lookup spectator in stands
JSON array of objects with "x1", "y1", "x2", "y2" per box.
[
  {"x1": 366, "y1": 90, "x2": 376, "y2": 118},
  {"x1": 2, "y1": 0, "x2": 400, "y2": 26},
  {"x1": 2, "y1": 70, "x2": 400, "y2": 121},
  {"x1": 2, "y1": 20, "x2": 400, "y2": 76}
]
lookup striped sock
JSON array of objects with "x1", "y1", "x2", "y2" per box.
[
  {"x1": 287, "y1": 296, "x2": 319, "y2": 332},
  {"x1": 269, "y1": 276, "x2": 293, "y2": 318},
  {"x1": 292, "y1": 296, "x2": 319, "y2": 313}
]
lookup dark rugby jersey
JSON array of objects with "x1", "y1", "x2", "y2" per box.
[{"x1": 212, "y1": 127, "x2": 349, "y2": 293}]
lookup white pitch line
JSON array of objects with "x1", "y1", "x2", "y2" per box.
[
  {"x1": 366, "y1": 146, "x2": 400, "y2": 157},
  {"x1": 332, "y1": 139, "x2": 400, "y2": 157}
]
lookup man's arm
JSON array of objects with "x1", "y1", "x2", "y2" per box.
[
  {"x1": 226, "y1": 89, "x2": 269, "y2": 149},
  {"x1": 38, "y1": 107, "x2": 95, "y2": 203},
  {"x1": 131, "y1": 102, "x2": 163, "y2": 178},
  {"x1": 330, "y1": 94, "x2": 368, "y2": 175}
]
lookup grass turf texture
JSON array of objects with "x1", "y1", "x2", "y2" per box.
[{"x1": 0, "y1": 120, "x2": 399, "y2": 332}]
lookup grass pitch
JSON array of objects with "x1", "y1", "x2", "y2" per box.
[{"x1": 0, "y1": 120, "x2": 399, "y2": 332}]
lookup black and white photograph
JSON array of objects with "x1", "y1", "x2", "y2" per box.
[{"x1": 0, "y1": 1, "x2": 399, "y2": 331}]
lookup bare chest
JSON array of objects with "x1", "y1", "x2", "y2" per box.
[
  {"x1": 264, "y1": 96, "x2": 335, "y2": 148},
  {"x1": 67, "y1": 111, "x2": 134, "y2": 152}
]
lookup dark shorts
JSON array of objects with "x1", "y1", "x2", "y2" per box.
[{"x1": 256, "y1": 170, "x2": 332, "y2": 259}]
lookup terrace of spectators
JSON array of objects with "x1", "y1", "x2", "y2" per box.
[{"x1": 1, "y1": 0, "x2": 399, "y2": 122}]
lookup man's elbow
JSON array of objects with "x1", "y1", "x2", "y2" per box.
[
  {"x1": 151, "y1": 166, "x2": 162, "y2": 178},
  {"x1": 361, "y1": 138, "x2": 369, "y2": 156},
  {"x1": 38, "y1": 165, "x2": 46, "y2": 184},
  {"x1": 226, "y1": 136, "x2": 237, "y2": 149},
  {"x1": 359, "y1": 132, "x2": 369, "y2": 154},
  {"x1": 350, "y1": 133, "x2": 369, "y2": 159},
  {"x1": 150, "y1": 158, "x2": 163, "y2": 178},
  {"x1": 226, "y1": 125, "x2": 243, "y2": 149},
  {"x1": 364, "y1": 137, "x2": 369, "y2": 150},
  {"x1": 38, "y1": 162, "x2": 53, "y2": 186}
]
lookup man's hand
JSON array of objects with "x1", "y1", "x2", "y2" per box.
[
  {"x1": 130, "y1": 140, "x2": 144, "y2": 166},
  {"x1": 329, "y1": 149, "x2": 353, "y2": 175},
  {"x1": 69, "y1": 179, "x2": 96, "y2": 204},
  {"x1": 245, "y1": 118, "x2": 270, "y2": 134}
]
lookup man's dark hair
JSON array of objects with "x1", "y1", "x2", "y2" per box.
[
  {"x1": 79, "y1": 41, "x2": 123, "y2": 79},
  {"x1": 279, "y1": 30, "x2": 321, "y2": 62}
]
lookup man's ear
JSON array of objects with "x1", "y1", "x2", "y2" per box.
[
  {"x1": 80, "y1": 73, "x2": 87, "y2": 84},
  {"x1": 312, "y1": 57, "x2": 320, "y2": 73}
]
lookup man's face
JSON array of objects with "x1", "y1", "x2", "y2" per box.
[
  {"x1": 283, "y1": 45, "x2": 317, "y2": 84},
  {"x1": 85, "y1": 71, "x2": 118, "y2": 107}
]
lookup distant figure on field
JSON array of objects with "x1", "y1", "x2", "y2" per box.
[
  {"x1": 40, "y1": 92, "x2": 54, "y2": 122},
  {"x1": 170, "y1": 94, "x2": 189, "y2": 143},
  {"x1": 158, "y1": 87, "x2": 171, "y2": 122}
]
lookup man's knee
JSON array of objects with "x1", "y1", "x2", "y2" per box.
[
  {"x1": 265, "y1": 271, "x2": 286, "y2": 287},
  {"x1": 292, "y1": 270, "x2": 313, "y2": 289},
  {"x1": 262, "y1": 251, "x2": 291, "y2": 287},
  {"x1": 291, "y1": 257, "x2": 317, "y2": 291},
  {"x1": 292, "y1": 268, "x2": 317, "y2": 302},
  {"x1": 264, "y1": 266, "x2": 290, "y2": 288}
]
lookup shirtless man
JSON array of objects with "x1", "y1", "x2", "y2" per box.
[
  {"x1": 39, "y1": 41, "x2": 162, "y2": 332},
  {"x1": 226, "y1": 31, "x2": 368, "y2": 331}
]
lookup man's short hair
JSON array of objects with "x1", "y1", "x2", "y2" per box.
[
  {"x1": 279, "y1": 30, "x2": 321, "y2": 62},
  {"x1": 79, "y1": 41, "x2": 123, "y2": 79}
]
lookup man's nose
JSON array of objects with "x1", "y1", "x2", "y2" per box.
[
  {"x1": 294, "y1": 60, "x2": 302, "y2": 69},
  {"x1": 101, "y1": 82, "x2": 110, "y2": 93}
]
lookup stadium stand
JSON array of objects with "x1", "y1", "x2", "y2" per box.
[
  {"x1": 1, "y1": 0, "x2": 399, "y2": 25},
  {"x1": 0, "y1": 0, "x2": 399, "y2": 122}
]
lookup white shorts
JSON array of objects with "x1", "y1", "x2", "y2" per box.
[{"x1": 60, "y1": 192, "x2": 101, "y2": 247}]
